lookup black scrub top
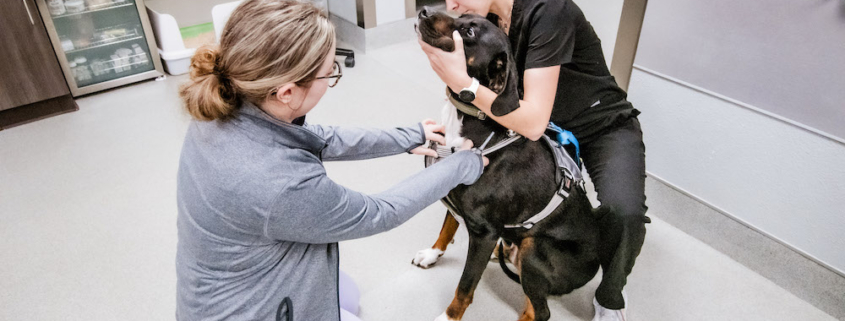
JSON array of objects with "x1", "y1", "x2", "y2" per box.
[{"x1": 489, "y1": 0, "x2": 639, "y2": 139}]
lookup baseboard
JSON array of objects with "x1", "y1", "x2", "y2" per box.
[
  {"x1": 0, "y1": 95, "x2": 78, "y2": 131},
  {"x1": 645, "y1": 174, "x2": 845, "y2": 320}
]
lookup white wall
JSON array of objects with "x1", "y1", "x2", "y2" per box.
[
  {"x1": 147, "y1": 0, "x2": 330, "y2": 26},
  {"x1": 573, "y1": 0, "x2": 623, "y2": 67},
  {"x1": 627, "y1": 68, "x2": 845, "y2": 274},
  {"x1": 634, "y1": 0, "x2": 845, "y2": 142},
  {"x1": 375, "y1": 0, "x2": 406, "y2": 26},
  {"x1": 328, "y1": 0, "x2": 357, "y2": 25},
  {"x1": 145, "y1": 0, "x2": 235, "y2": 27}
]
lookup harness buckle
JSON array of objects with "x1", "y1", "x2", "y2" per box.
[
  {"x1": 558, "y1": 168, "x2": 575, "y2": 197},
  {"x1": 477, "y1": 110, "x2": 487, "y2": 120},
  {"x1": 558, "y1": 180, "x2": 571, "y2": 198}
]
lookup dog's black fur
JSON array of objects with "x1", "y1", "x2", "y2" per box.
[{"x1": 418, "y1": 9, "x2": 607, "y2": 321}]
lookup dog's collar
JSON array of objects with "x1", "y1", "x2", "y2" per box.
[{"x1": 447, "y1": 88, "x2": 488, "y2": 120}]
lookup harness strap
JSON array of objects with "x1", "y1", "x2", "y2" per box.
[
  {"x1": 503, "y1": 133, "x2": 584, "y2": 230},
  {"x1": 503, "y1": 175, "x2": 577, "y2": 229},
  {"x1": 430, "y1": 133, "x2": 523, "y2": 158},
  {"x1": 424, "y1": 124, "x2": 585, "y2": 231},
  {"x1": 482, "y1": 135, "x2": 522, "y2": 156},
  {"x1": 442, "y1": 193, "x2": 466, "y2": 226}
]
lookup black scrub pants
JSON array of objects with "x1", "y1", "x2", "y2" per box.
[{"x1": 579, "y1": 117, "x2": 648, "y2": 310}]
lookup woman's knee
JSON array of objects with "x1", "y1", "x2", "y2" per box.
[
  {"x1": 602, "y1": 201, "x2": 647, "y2": 220},
  {"x1": 598, "y1": 204, "x2": 649, "y2": 238}
]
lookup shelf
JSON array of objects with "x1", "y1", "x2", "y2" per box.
[
  {"x1": 64, "y1": 35, "x2": 143, "y2": 55},
  {"x1": 51, "y1": 2, "x2": 135, "y2": 19},
  {"x1": 75, "y1": 59, "x2": 154, "y2": 88}
]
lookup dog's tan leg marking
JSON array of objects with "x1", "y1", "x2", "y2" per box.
[
  {"x1": 444, "y1": 289, "x2": 474, "y2": 321},
  {"x1": 518, "y1": 296, "x2": 535, "y2": 321},
  {"x1": 433, "y1": 212, "x2": 460, "y2": 251},
  {"x1": 513, "y1": 237, "x2": 536, "y2": 274},
  {"x1": 441, "y1": 235, "x2": 498, "y2": 320},
  {"x1": 516, "y1": 239, "x2": 536, "y2": 321},
  {"x1": 413, "y1": 212, "x2": 460, "y2": 268}
]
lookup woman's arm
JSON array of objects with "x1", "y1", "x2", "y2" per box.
[
  {"x1": 420, "y1": 32, "x2": 559, "y2": 141},
  {"x1": 473, "y1": 66, "x2": 559, "y2": 140},
  {"x1": 305, "y1": 121, "x2": 444, "y2": 160},
  {"x1": 264, "y1": 148, "x2": 484, "y2": 244}
]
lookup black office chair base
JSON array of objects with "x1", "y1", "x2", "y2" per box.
[{"x1": 336, "y1": 48, "x2": 355, "y2": 68}]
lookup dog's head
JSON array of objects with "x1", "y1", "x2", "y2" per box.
[{"x1": 416, "y1": 7, "x2": 520, "y2": 116}]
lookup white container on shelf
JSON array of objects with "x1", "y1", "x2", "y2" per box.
[
  {"x1": 64, "y1": 0, "x2": 86, "y2": 13},
  {"x1": 131, "y1": 44, "x2": 150, "y2": 67},
  {"x1": 60, "y1": 37, "x2": 75, "y2": 51},
  {"x1": 69, "y1": 59, "x2": 93, "y2": 82},
  {"x1": 84, "y1": 0, "x2": 112, "y2": 10},
  {"x1": 90, "y1": 59, "x2": 110, "y2": 76},
  {"x1": 48, "y1": 0, "x2": 66, "y2": 16},
  {"x1": 113, "y1": 48, "x2": 133, "y2": 72}
]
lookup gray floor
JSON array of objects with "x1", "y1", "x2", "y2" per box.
[{"x1": 0, "y1": 37, "x2": 838, "y2": 320}]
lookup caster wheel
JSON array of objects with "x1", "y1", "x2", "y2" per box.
[{"x1": 344, "y1": 56, "x2": 355, "y2": 68}]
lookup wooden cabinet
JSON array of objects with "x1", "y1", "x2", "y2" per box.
[{"x1": 0, "y1": 0, "x2": 77, "y2": 129}]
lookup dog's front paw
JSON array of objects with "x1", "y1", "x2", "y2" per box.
[
  {"x1": 434, "y1": 312, "x2": 458, "y2": 321},
  {"x1": 411, "y1": 248, "x2": 444, "y2": 268}
]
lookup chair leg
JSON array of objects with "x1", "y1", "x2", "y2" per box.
[{"x1": 336, "y1": 48, "x2": 355, "y2": 68}]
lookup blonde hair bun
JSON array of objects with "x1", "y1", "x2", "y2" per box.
[
  {"x1": 179, "y1": 45, "x2": 237, "y2": 121},
  {"x1": 179, "y1": 0, "x2": 336, "y2": 121}
]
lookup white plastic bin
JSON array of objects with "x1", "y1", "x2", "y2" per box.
[{"x1": 146, "y1": 7, "x2": 196, "y2": 75}]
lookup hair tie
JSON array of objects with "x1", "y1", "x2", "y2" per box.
[
  {"x1": 212, "y1": 64, "x2": 226, "y2": 77},
  {"x1": 211, "y1": 52, "x2": 227, "y2": 78}
]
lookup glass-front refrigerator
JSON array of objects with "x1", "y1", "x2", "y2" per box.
[{"x1": 34, "y1": 0, "x2": 163, "y2": 96}]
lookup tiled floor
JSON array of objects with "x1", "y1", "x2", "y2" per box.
[{"x1": 0, "y1": 1, "x2": 838, "y2": 319}]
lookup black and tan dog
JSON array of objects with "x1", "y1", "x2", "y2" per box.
[{"x1": 412, "y1": 8, "x2": 609, "y2": 321}]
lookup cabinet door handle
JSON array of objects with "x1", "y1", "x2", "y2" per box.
[{"x1": 22, "y1": 0, "x2": 35, "y2": 25}]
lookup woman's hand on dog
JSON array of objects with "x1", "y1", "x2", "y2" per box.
[
  {"x1": 410, "y1": 119, "x2": 488, "y2": 166},
  {"x1": 459, "y1": 139, "x2": 489, "y2": 166},
  {"x1": 419, "y1": 31, "x2": 473, "y2": 93},
  {"x1": 410, "y1": 119, "x2": 446, "y2": 158}
]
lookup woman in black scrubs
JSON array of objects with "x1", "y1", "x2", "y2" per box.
[{"x1": 420, "y1": 0, "x2": 648, "y2": 320}]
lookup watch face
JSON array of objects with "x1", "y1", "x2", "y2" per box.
[{"x1": 460, "y1": 90, "x2": 475, "y2": 102}]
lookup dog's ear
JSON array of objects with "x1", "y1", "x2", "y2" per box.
[
  {"x1": 489, "y1": 52, "x2": 520, "y2": 116},
  {"x1": 487, "y1": 52, "x2": 508, "y2": 94}
]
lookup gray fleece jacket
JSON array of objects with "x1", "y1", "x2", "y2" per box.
[{"x1": 175, "y1": 103, "x2": 483, "y2": 321}]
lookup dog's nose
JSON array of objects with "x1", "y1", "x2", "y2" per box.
[{"x1": 419, "y1": 6, "x2": 431, "y2": 19}]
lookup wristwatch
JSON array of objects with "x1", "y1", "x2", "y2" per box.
[{"x1": 458, "y1": 78, "x2": 480, "y2": 102}]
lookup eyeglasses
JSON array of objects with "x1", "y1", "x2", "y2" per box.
[
  {"x1": 271, "y1": 61, "x2": 343, "y2": 96},
  {"x1": 316, "y1": 61, "x2": 342, "y2": 88}
]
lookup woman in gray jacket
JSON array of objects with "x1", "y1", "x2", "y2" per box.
[{"x1": 175, "y1": 1, "x2": 486, "y2": 320}]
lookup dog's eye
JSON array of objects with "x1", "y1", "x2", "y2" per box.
[{"x1": 466, "y1": 27, "x2": 475, "y2": 38}]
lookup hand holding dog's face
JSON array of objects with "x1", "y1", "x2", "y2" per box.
[
  {"x1": 417, "y1": 9, "x2": 520, "y2": 116},
  {"x1": 418, "y1": 31, "x2": 471, "y2": 95}
]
